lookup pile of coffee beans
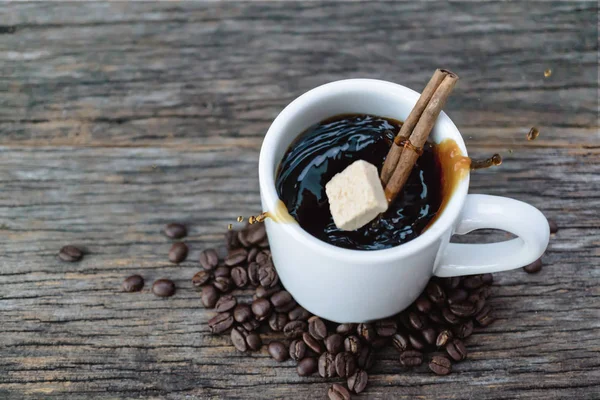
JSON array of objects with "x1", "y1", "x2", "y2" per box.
[
  {"x1": 196, "y1": 224, "x2": 499, "y2": 399},
  {"x1": 56, "y1": 217, "x2": 557, "y2": 399}
]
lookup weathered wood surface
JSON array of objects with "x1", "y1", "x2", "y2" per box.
[{"x1": 0, "y1": 2, "x2": 598, "y2": 399}]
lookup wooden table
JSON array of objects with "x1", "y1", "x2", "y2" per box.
[{"x1": 1, "y1": 2, "x2": 598, "y2": 399}]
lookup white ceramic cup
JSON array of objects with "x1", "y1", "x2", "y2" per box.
[{"x1": 259, "y1": 79, "x2": 550, "y2": 323}]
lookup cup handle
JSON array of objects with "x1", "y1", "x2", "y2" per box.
[{"x1": 434, "y1": 194, "x2": 550, "y2": 277}]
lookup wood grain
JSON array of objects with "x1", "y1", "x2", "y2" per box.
[{"x1": 0, "y1": 1, "x2": 598, "y2": 399}]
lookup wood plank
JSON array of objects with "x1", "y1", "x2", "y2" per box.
[{"x1": 0, "y1": 1, "x2": 598, "y2": 399}]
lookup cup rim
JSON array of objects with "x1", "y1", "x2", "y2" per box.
[{"x1": 259, "y1": 78, "x2": 469, "y2": 263}]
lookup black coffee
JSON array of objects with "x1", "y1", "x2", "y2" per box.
[{"x1": 275, "y1": 114, "x2": 442, "y2": 250}]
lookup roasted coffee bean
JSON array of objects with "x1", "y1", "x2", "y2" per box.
[
  {"x1": 164, "y1": 223, "x2": 187, "y2": 239},
  {"x1": 275, "y1": 299, "x2": 297, "y2": 313},
  {"x1": 231, "y1": 326, "x2": 248, "y2": 352},
  {"x1": 289, "y1": 339, "x2": 307, "y2": 361},
  {"x1": 213, "y1": 276, "x2": 232, "y2": 293},
  {"x1": 481, "y1": 273, "x2": 493, "y2": 284},
  {"x1": 442, "y1": 276, "x2": 461, "y2": 290},
  {"x1": 215, "y1": 295, "x2": 237, "y2": 312},
  {"x1": 246, "y1": 224, "x2": 267, "y2": 245},
  {"x1": 225, "y1": 230, "x2": 241, "y2": 250},
  {"x1": 409, "y1": 312, "x2": 426, "y2": 330},
  {"x1": 409, "y1": 334, "x2": 425, "y2": 351},
  {"x1": 192, "y1": 270, "x2": 211, "y2": 287},
  {"x1": 429, "y1": 355, "x2": 452, "y2": 375},
  {"x1": 201, "y1": 285, "x2": 219, "y2": 308},
  {"x1": 237, "y1": 230, "x2": 251, "y2": 248},
  {"x1": 347, "y1": 369, "x2": 368, "y2": 394},
  {"x1": 335, "y1": 352, "x2": 356, "y2": 377},
  {"x1": 231, "y1": 266, "x2": 248, "y2": 288},
  {"x1": 268, "y1": 341, "x2": 289, "y2": 362},
  {"x1": 247, "y1": 262, "x2": 260, "y2": 286},
  {"x1": 422, "y1": 327, "x2": 437, "y2": 345},
  {"x1": 152, "y1": 279, "x2": 176, "y2": 297},
  {"x1": 214, "y1": 266, "x2": 230, "y2": 278},
  {"x1": 303, "y1": 332, "x2": 323, "y2": 353},
  {"x1": 337, "y1": 323, "x2": 357, "y2": 335},
  {"x1": 297, "y1": 357, "x2": 318, "y2": 376},
  {"x1": 307, "y1": 316, "x2": 327, "y2": 340},
  {"x1": 442, "y1": 307, "x2": 461, "y2": 325},
  {"x1": 58, "y1": 245, "x2": 84, "y2": 262},
  {"x1": 255, "y1": 284, "x2": 281, "y2": 299},
  {"x1": 399, "y1": 350, "x2": 423, "y2": 367},
  {"x1": 288, "y1": 306, "x2": 311, "y2": 321},
  {"x1": 246, "y1": 332, "x2": 262, "y2": 351},
  {"x1": 375, "y1": 319, "x2": 397, "y2": 337},
  {"x1": 357, "y1": 323, "x2": 376, "y2": 342},
  {"x1": 324, "y1": 334, "x2": 344, "y2": 355},
  {"x1": 463, "y1": 275, "x2": 485, "y2": 290},
  {"x1": 356, "y1": 346, "x2": 374, "y2": 369},
  {"x1": 258, "y1": 264, "x2": 278, "y2": 288},
  {"x1": 168, "y1": 242, "x2": 188, "y2": 264},
  {"x1": 199, "y1": 248, "x2": 219, "y2": 270},
  {"x1": 436, "y1": 329, "x2": 453, "y2": 348},
  {"x1": 242, "y1": 319, "x2": 260, "y2": 332},
  {"x1": 251, "y1": 298, "x2": 272, "y2": 321},
  {"x1": 225, "y1": 248, "x2": 248, "y2": 266},
  {"x1": 475, "y1": 305, "x2": 495, "y2": 326},
  {"x1": 454, "y1": 320, "x2": 474, "y2": 339},
  {"x1": 392, "y1": 332, "x2": 410, "y2": 353},
  {"x1": 283, "y1": 320, "x2": 307, "y2": 338},
  {"x1": 449, "y1": 301, "x2": 476, "y2": 318},
  {"x1": 233, "y1": 304, "x2": 252, "y2": 323},
  {"x1": 122, "y1": 275, "x2": 144, "y2": 292},
  {"x1": 344, "y1": 335, "x2": 362, "y2": 354},
  {"x1": 428, "y1": 308, "x2": 444, "y2": 325},
  {"x1": 415, "y1": 295, "x2": 433, "y2": 313},
  {"x1": 247, "y1": 247, "x2": 259, "y2": 263},
  {"x1": 208, "y1": 312, "x2": 233, "y2": 334},
  {"x1": 446, "y1": 339, "x2": 467, "y2": 361},
  {"x1": 270, "y1": 290, "x2": 292, "y2": 308},
  {"x1": 328, "y1": 383, "x2": 351, "y2": 400},
  {"x1": 318, "y1": 352, "x2": 336, "y2": 378},
  {"x1": 548, "y1": 218, "x2": 559, "y2": 234},
  {"x1": 255, "y1": 251, "x2": 270, "y2": 265},
  {"x1": 447, "y1": 289, "x2": 468, "y2": 305},
  {"x1": 426, "y1": 281, "x2": 446, "y2": 305},
  {"x1": 268, "y1": 312, "x2": 288, "y2": 332},
  {"x1": 473, "y1": 294, "x2": 487, "y2": 315},
  {"x1": 524, "y1": 258, "x2": 543, "y2": 273}
]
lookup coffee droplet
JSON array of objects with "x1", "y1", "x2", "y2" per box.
[
  {"x1": 237, "y1": 216, "x2": 243, "y2": 222},
  {"x1": 471, "y1": 154, "x2": 502, "y2": 170},
  {"x1": 527, "y1": 127, "x2": 540, "y2": 141},
  {"x1": 256, "y1": 212, "x2": 267, "y2": 223},
  {"x1": 228, "y1": 224, "x2": 233, "y2": 230},
  {"x1": 544, "y1": 69, "x2": 552, "y2": 78},
  {"x1": 248, "y1": 216, "x2": 256, "y2": 224}
]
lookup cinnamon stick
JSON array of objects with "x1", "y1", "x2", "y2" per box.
[
  {"x1": 380, "y1": 69, "x2": 448, "y2": 185},
  {"x1": 384, "y1": 70, "x2": 458, "y2": 204}
]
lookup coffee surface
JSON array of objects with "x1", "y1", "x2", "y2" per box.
[{"x1": 276, "y1": 114, "x2": 442, "y2": 250}]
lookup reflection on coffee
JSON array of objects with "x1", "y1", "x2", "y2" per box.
[{"x1": 276, "y1": 114, "x2": 444, "y2": 250}]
